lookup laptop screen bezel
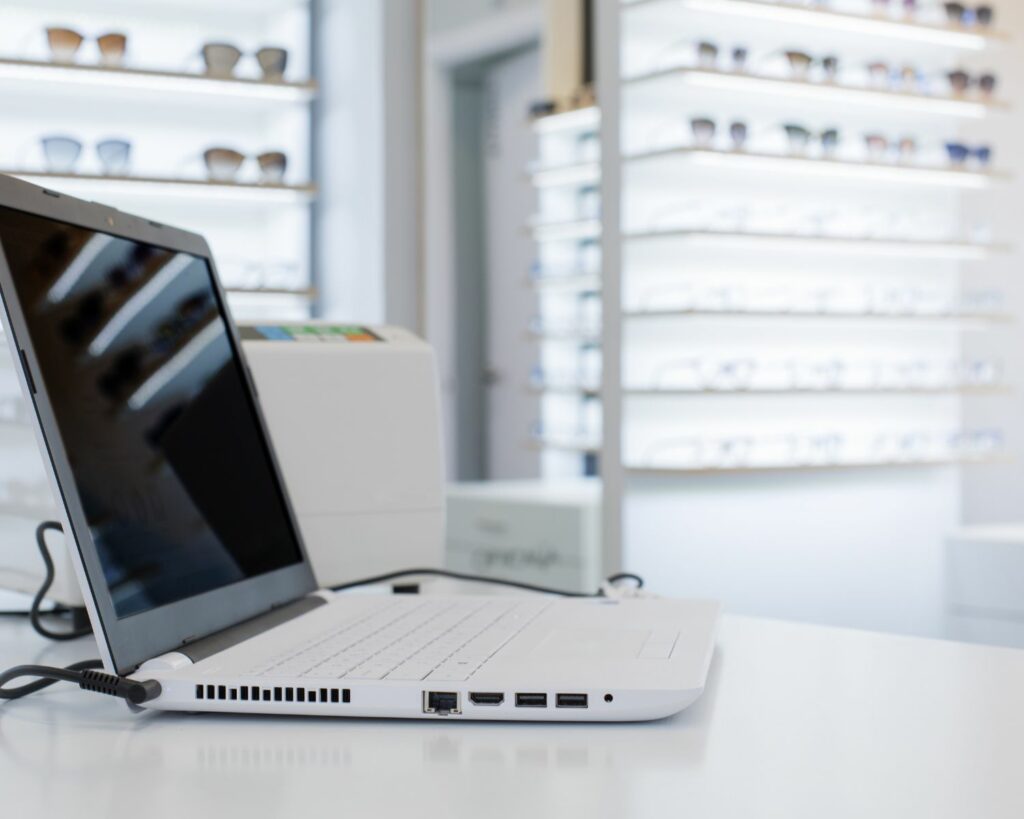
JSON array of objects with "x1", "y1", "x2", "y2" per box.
[{"x1": 0, "y1": 174, "x2": 318, "y2": 674}]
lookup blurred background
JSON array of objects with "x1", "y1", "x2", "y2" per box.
[{"x1": 2, "y1": 0, "x2": 1023, "y2": 647}]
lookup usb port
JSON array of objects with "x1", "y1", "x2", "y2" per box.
[
  {"x1": 515, "y1": 693, "x2": 547, "y2": 708},
  {"x1": 556, "y1": 693, "x2": 588, "y2": 709},
  {"x1": 469, "y1": 692, "x2": 504, "y2": 706},
  {"x1": 423, "y1": 691, "x2": 461, "y2": 715}
]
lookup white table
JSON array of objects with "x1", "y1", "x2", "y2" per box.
[{"x1": 2, "y1": 611, "x2": 1023, "y2": 819}]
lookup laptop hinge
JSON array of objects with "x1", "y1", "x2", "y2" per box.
[{"x1": 176, "y1": 595, "x2": 327, "y2": 664}]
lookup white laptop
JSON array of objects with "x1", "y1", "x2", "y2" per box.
[{"x1": 0, "y1": 173, "x2": 719, "y2": 722}]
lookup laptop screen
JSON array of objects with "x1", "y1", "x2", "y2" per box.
[{"x1": 0, "y1": 205, "x2": 303, "y2": 619}]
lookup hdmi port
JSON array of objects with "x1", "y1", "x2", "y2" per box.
[{"x1": 469, "y1": 692, "x2": 504, "y2": 706}]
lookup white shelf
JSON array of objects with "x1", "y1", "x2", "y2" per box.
[
  {"x1": 0, "y1": 501, "x2": 55, "y2": 520},
  {"x1": 622, "y1": 0, "x2": 1007, "y2": 51},
  {"x1": 624, "y1": 66, "x2": 1003, "y2": 119},
  {"x1": 528, "y1": 329, "x2": 602, "y2": 344},
  {"x1": 529, "y1": 218, "x2": 602, "y2": 242},
  {"x1": 624, "y1": 229, "x2": 1002, "y2": 259},
  {"x1": 5, "y1": 170, "x2": 316, "y2": 205},
  {"x1": 626, "y1": 146, "x2": 1005, "y2": 189},
  {"x1": 225, "y1": 287, "x2": 317, "y2": 298},
  {"x1": 624, "y1": 308, "x2": 1013, "y2": 325},
  {"x1": 528, "y1": 273, "x2": 602, "y2": 291},
  {"x1": 531, "y1": 106, "x2": 601, "y2": 135},
  {"x1": 625, "y1": 386, "x2": 1009, "y2": 397},
  {"x1": 626, "y1": 456, "x2": 1006, "y2": 476},
  {"x1": 528, "y1": 436, "x2": 602, "y2": 454},
  {"x1": 0, "y1": 58, "x2": 316, "y2": 105},
  {"x1": 529, "y1": 161, "x2": 601, "y2": 189},
  {"x1": 530, "y1": 384, "x2": 602, "y2": 397}
]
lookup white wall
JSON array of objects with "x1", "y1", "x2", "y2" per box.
[{"x1": 313, "y1": 0, "x2": 420, "y2": 328}]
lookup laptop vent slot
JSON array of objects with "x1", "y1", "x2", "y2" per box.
[{"x1": 195, "y1": 684, "x2": 350, "y2": 705}]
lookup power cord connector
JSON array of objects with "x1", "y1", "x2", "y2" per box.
[{"x1": 0, "y1": 660, "x2": 161, "y2": 704}]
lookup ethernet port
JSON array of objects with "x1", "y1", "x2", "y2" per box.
[{"x1": 423, "y1": 691, "x2": 461, "y2": 715}]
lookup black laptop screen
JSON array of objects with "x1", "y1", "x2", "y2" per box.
[{"x1": 0, "y1": 206, "x2": 303, "y2": 618}]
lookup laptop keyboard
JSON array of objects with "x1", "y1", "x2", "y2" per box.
[{"x1": 249, "y1": 598, "x2": 551, "y2": 682}]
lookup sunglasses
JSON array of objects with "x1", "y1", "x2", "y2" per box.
[
  {"x1": 695, "y1": 41, "x2": 750, "y2": 72},
  {"x1": 863, "y1": 134, "x2": 918, "y2": 162},
  {"x1": 947, "y1": 70, "x2": 997, "y2": 96},
  {"x1": 201, "y1": 43, "x2": 288, "y2": 81},
  {"x1": 45, "y1": 27, "x2": 127, "y2": 67},
  {"x1": 944, "y1": 3, "x2": 994, "y2": 27},
  {"x1": 944, "y1": 143, "x2": 992, "y2": 166},
  {"x1": 689, "y1": 118, "x2": 753, "y2": 151},
  {"x1": 783, "y1": 124, "x2": 841, "y2": 157},
  {"x1": 784, "y1": 51, "x2": 839, "y2": 81},
  {"x1": 203, "y1": 148, "x2": 288, "y2": 183},
  {"x1": 40, "y1": 136, "x2": 132, "y2": 175}
]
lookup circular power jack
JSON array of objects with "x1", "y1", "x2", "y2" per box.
[{"x1": 604, "y1": 694, "x2": 614, "y2": 703}]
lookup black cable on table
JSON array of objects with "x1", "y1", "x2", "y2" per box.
[
  {"x1": 330, "y1": 567, "x2": 644, "y2": 596},
  {"x1": 28, "y1": 522, "x2": 91, "y2": 641}
]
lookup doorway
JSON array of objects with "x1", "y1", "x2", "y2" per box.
[{"x1": 446, "y1": 45, "x2": 543, "y2": 481}]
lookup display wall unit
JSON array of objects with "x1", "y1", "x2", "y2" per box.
[
  {"x1": 0, "y1": 0, "x2": 316, "y2": 324},
  {"x1": 0, "y1": 0, "x2": 317, "y2": 544},
  {"x1": 528, "y1": 105, "x2": 603, "y2": 478},
  {"x1": 595, "y1": 0, "x2": 1014, "y2": 635}
]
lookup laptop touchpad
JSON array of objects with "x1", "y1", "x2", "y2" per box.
[{"x1": 531, "y1": 627, "x2": 650, "y2": 660}]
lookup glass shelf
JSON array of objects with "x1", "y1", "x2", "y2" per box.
[
  {"x1": 0, "y1": 58, "x2": 316, "y2": 105},
  {"x1": 528, "y1": 329, "x2": 602, "y2": 344},
  {"x1": 529, "y1": 218, "x2": 602, "y2": 242},
  {"x1": 624, "y1": 308, "x2": 1013, "y2": 324},
  {"x1": 528, "y1": 273, "x2": 602, "y2": 292},
  {"x1": 626, "y1": 146, "x2": 1004, "y2": 189},
  {"x1": 4, "y1": 170, "x2": 317, "y2": 204},
  {"x1": 622, "y1": 0, "x2": 1006, "y2": 50},
  {"x1": 529, "y1": 161, "x2": 601, "y2": 189},
  {"x1": 625, "y1": 386, "x2": 1010, "y2": 396},
  {"x1": 624, "y1": 66, "x2": 1004, "y2": 118},
  {"x1": 225, "y1": 287, "x2": 317, "y2": 298},
  {"x1": 531, "y1": 106, "x2": 601, "y2": 135},
  {"x1": 528, "y1": 436, "x2": 602, "y2": 454},
  {"x1": 0, "y1": 501, "x2": 55, "y2": 520},
  {"x1": 626, "y1": 455, "x2": 1006, "y2": 476},
  {"x1": 624, "y1": 229, "x2": 1002, "y2": 259}
]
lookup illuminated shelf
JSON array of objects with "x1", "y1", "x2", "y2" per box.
[
  {"x1": 624, "y1": 308, "x2": 1013, "y2": 325},
  {"x1": 0, "y1": 500, "x2": 55, "y2": 520},
  {"x1": 225, "y1": 287, "x2": 317, "y2": 298},
  {"x1": 529, "y1": 384, "x2": 602, "y2": 397},
  {"x1": 624, "y1": 229, "x2": 1002, "y2": 259},
  {"x1": 625, "y1": 386, "x2": 1010, "y2": 396},
  {"x1": 528, "y1": 436, "x2": 602, "y2": 454},
  {"x1": 528, "y1": 273, "x2": 602, "y2": 291},
  {"x1": 531, "y1": 106, "x2": 601, "y2": 135},
  {"x1": 529, "y1": 161, "x2": 601, "y2": 189},
  {"x1": 624, "y1": 66, "x2": 1004, "y2": 118},
  {"x1": 626, "y1": 146, "x2": 1005, "y2": 189},
  {"x1": 622, "y1": 0, "x2": 1006, "y2": 50},
  {"x1": 529, "y1": 218, "x2": 601, "y2": 242},
  {"x1": 626, "y1": 456, "x2": 1006, "y2": 476},
  {"x1": 527, "y1": 329, "x2": 601, "y2": 344},
  {"x1": 4, "y1": 170, "x2": 316, "y2": 204},
  {"x1": 0, "y1": 57, "x2": 316, "y2": 104}
]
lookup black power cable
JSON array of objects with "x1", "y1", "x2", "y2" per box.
[
  {"x1": 28, "y1": 522, "x2": 91, "y2": 641},
  {"x1": 330, "y1": 567, "x2": 644, "y2": 596},
  {"x1": 0, "y1": 660, "x2": 161, "y2": 704}
]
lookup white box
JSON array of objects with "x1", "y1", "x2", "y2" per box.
[
  {"x1": 241, "y1": 323, "x2": 445, "y2": 587},
  {"x1": 446, "y1": 480, "x2": 603, "y2": 593},
  {"x1": 946, "y1": 525, "x2": 1024, "y2": 648}
]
